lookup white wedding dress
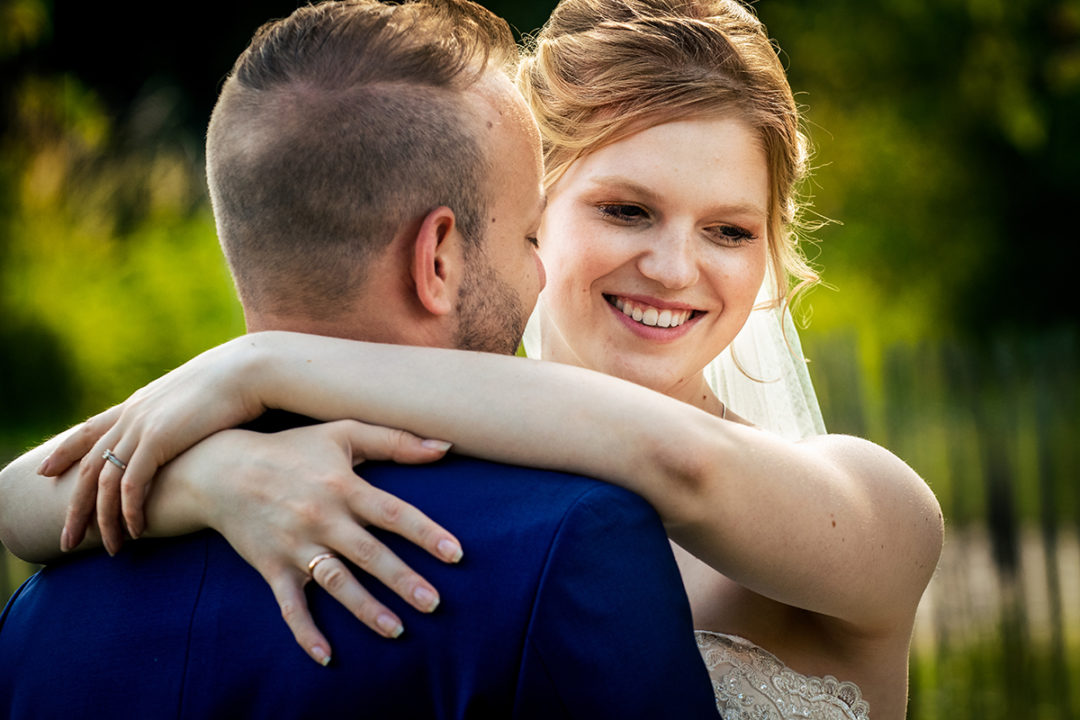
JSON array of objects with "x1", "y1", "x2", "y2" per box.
[
  {"x1": 695, "y1": 632, "x2": 870, "y2": 719},
  {"x1": 523, "y1": 279, "x2": 869, "y2": 717}
]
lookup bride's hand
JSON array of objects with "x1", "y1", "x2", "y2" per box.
[
  {"x1": 37, "y1": 338, "x2": 267, "y2": 552},
  {"x1": 154, "y1": 420, "x2": 461, "y2": 665}
]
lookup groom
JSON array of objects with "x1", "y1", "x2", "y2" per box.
[{"x1": 0, "y1": 1, "x2": 717, "y2": 717}]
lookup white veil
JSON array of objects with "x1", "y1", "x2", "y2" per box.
[
  {"x1": 522, "y1": 279, "x2": 825, "y2": 441},
  {"x1": 703, "y1": 277, "x2": 826, "y2": 441}
]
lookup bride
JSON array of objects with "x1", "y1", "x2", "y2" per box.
[{"x1": 1, "y1": 1, "x2": 941, "y2": 717}]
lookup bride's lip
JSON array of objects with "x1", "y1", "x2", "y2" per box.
[
  {"x1": 608, "y1": 293, "x2": 700, "y2": 312},
  {"x1": 603, "y1": 293, "x2": 705, "y2": 342}
]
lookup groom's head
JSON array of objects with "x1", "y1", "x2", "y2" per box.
[{"x1": 206, "y1": 0, "x2": 545, "y2": 354}]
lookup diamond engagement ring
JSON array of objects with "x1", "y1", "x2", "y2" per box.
[
  {"x1": 102, "y1": 449, "x2": 128, "y2": 471},
  {"x1": 307, "y1": 552, "x2": 338, "y2": 576}
]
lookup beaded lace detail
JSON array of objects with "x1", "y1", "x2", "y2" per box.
[{"x1": 695, "y1": 631, "x2": 870, "y2": 720}]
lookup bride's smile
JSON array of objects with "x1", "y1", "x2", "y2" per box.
[
  {"x1": 535, "y1": 116, "x2": 769, "y2": 404},
  {"x1": 606, "y1": 294, "x2": 699, "y2": 332}
]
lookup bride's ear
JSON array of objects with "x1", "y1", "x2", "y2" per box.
[{"x1": 410, "y1": 206, "x2": 462, "y2": 317}]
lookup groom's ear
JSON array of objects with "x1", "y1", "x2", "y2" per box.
[{"x1": 410, "y1": 205, "x2": 462, "y2": 317}]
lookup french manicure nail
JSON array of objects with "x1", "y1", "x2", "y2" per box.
[
  {"x1": 438, "y1": 539, "x2": 463, "y2": 563},
  {"x1": 377, "y1": 614, "x2": 404, "y2": 638},
  {"x1": 413, "y1": 586, "x2": 439, "y2": 612},
  {"x1": 421, "y1": 439, "x2": 453, "y2": 452},
  {"x1": 311, "y1": 646, "x2": 331, "y2": 666}
]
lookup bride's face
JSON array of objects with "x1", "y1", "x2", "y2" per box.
[{"x1": 536, "y1": 116, "x2": 769, "y2": 400}]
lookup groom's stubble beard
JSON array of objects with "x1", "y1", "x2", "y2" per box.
[{"x1": 454, "y1": 241, "x2": 527, "y2": 356}]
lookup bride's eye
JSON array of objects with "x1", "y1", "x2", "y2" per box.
[
  {"x1": 707, "y1": 224, "x2": 757, "y2": 247},
  {"x1": 596, "y1": 203, "x2": 649, "y2": 224}
]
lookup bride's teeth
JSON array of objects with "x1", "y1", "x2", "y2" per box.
[{"x1": 613, "y1": 297, "x2": 694, "y2": 329}]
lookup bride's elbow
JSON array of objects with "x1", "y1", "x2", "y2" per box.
[
  {"x1": 869, "y1": 441, "x2": 944, "y2": 588},
  {"x1": 909, "y1": 474, "x2": 945, "y2": 590},
  {"x1": 853, "y1": 436, "x2": 945, "y2": 603},
  {"x1": 814, "y1": 434, "x2": 944, "y2": 607}
]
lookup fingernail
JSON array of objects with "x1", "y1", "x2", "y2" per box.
[
  {"x1": 413, "y1": 586, "x2": 439, "y2": 612},
  {"x1": 60, "y1": 527, "x2": 71, "y2": 553},
  {"x1": 127, "y1": 521, "x2": 141, "y2": 540},
  {"x1": 311, "y1": 646, "x2": 331, "y2": 666},
  {"x1": 377, "y1": 614, "x2": 404, "y2": 638},
  {"x1": 421, "y1": 439, "x2": 453, "y2": 452},
  {"x1": 438, "y1": 539, "x2": 463, "y2": 563},
  {"x1": 36, "y1": 459, "x2": 51, "y2": 476}
]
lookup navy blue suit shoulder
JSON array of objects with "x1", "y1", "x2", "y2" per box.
[{"x1": 1, "y1": 455, "x2": 716, "y2": 719}]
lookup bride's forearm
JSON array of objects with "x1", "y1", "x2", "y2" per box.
[
  {"x1": 0, "y1": 429, "x2": 210, "y2": 562},
  {"x1": 0, "y1": 433, "x2": 101, "y2": 561},
  {"x1": 247, "y1": 332, "x2": 708, "y2": 525}
]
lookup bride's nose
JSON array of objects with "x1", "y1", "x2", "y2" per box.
[{"x1": 637, "y1": 231, "x2": 699, "y2": 289}]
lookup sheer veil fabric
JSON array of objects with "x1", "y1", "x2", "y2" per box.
[
  {"x1": 702, "y1": 275, "x2": 825, "y2": 440},
  {"x1": 520, "y1": 276, "x2": 826, "y2": 441}
]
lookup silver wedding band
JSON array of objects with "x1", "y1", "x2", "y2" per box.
[
  {"x1": 102, "y1": 448, "x2": 128, "y2": 472},
  {"x1": 307, "y1": 552, "x2": 337, "y2": 576}
]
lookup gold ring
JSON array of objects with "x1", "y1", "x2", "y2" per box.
[{"x1": 307, "y1": 552, "x2": 337, "y2": 575}]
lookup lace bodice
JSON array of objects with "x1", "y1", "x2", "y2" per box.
[{"x1": 695, "y1": 632, "x2": 870, "y2": 719}]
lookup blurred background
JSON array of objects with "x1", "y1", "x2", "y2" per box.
[{"x1": 1, "y1": 0, "x2": 1077, "y2": 715}]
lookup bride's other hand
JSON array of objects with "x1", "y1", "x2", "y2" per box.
[
  {"x1": 154, "y1": 419, "x2": 461, "y2": 665},
  {"x1": 39, "y1": 338, "x2": 265, "y2": 553}
]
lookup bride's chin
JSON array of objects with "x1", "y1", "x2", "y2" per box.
[{"x1": 593, "y1": 355, "x2": 692, "y2": 396}]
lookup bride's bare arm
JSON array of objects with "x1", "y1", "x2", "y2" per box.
[
  {"x1": 0, "y1": 428, "x2": 107, "y2": 560},
  {"x1": 49, "y1": 330, "x2": 943, "y2": 634}
]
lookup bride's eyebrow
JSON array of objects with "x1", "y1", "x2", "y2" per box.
[{"x1": 586, "y1": 176, "x2": 659, "y2": 203}]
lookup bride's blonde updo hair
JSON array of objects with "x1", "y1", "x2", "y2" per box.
[{"x1": 517, "y1": 0, "x2": 818, "y2": 308}]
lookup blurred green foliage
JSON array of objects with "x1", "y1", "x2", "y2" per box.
[{"x1": 1, "y1": 0, "x2": 1077, "y2": 714}]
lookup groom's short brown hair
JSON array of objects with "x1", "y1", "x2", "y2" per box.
[{"x1": 207, "y1": 0, "x2": 516, "y2": 317}]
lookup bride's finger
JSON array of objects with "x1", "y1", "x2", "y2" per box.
[
  {"x1": 39, "y1": 406, "x2": 122, "y2": 477},
  {"x1": 307, "y1": 551, "x2": 406, "y2": 639},
  {"x1": 60, "y1": 470, "x2": 100, "y2": 552},
  {"x1": 348, "y1": 482, "x2": 463, "y2": 565},
  {"x1": 95, "y1": 436, "x2": 138, "y2": 555},
  {"x1": 119, "y1": 443, "x2": 161, "y2": 540},
  {"x1": 327, "y1": 520, "x2": 441, "y2": 615},
  {"x1": 335, "y1": 421, "x2": 463, "y2": 564},
  {"x1": 338, "y1": 420, "x2": 453, "y2": 467},
  {"x1": 60, "y1": 425, "x2": 123, "y2": 551},
  {"x1": 266, "y1": 571, "x2": 334, "y2": 666}
]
